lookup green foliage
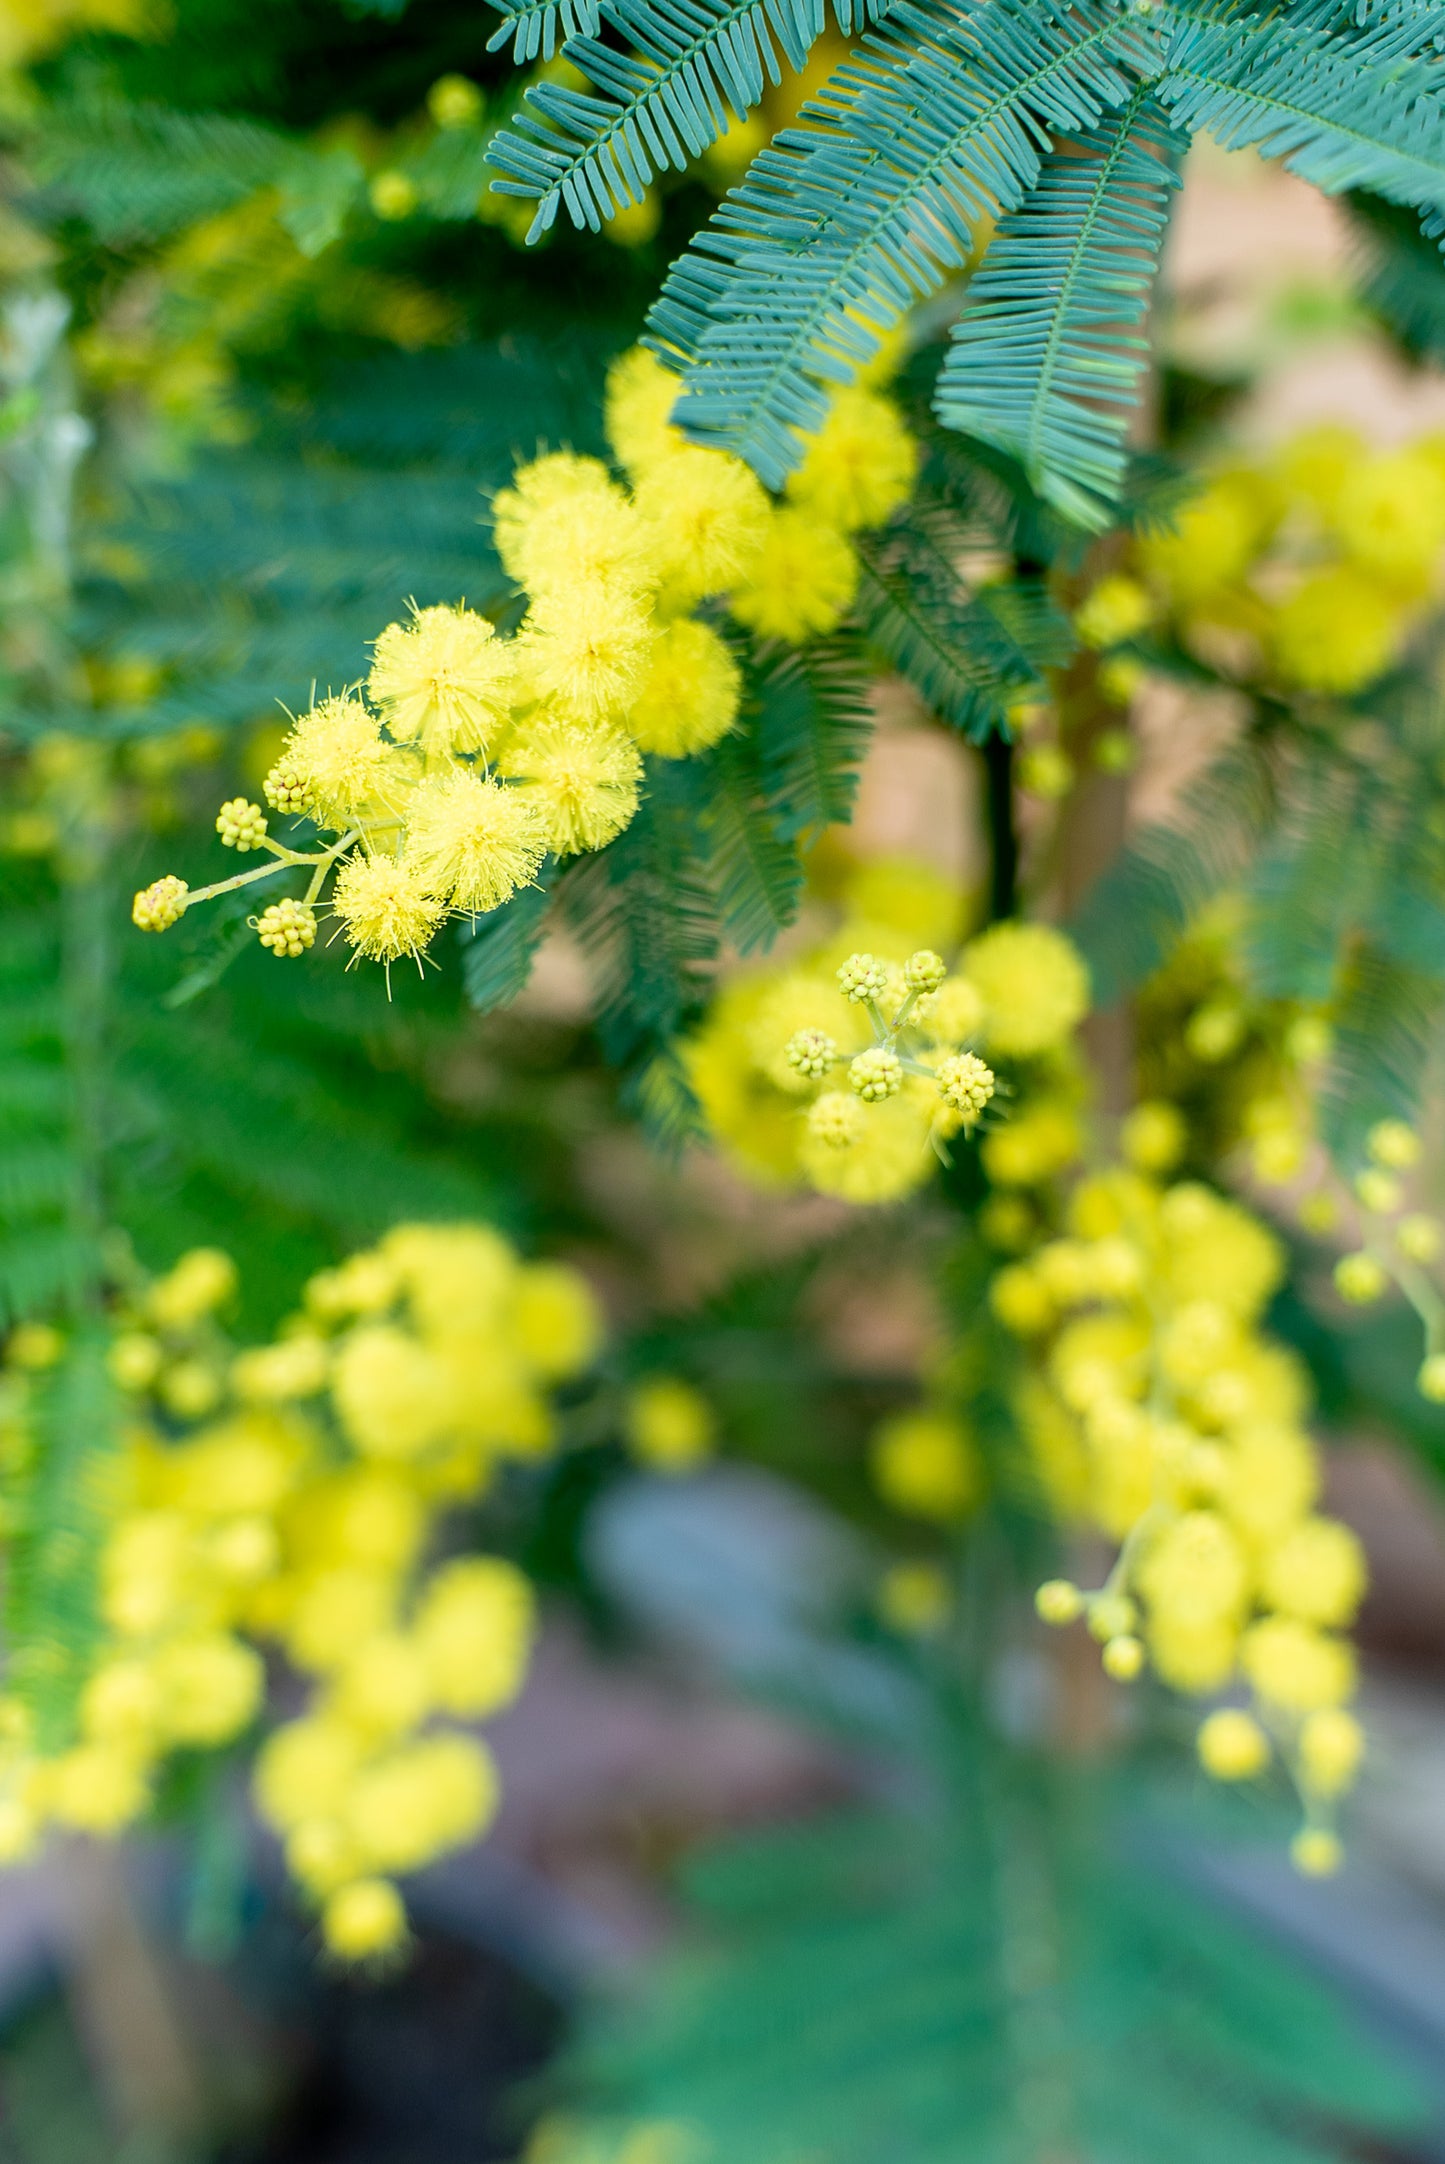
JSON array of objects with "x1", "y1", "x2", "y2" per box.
[
  {"x1": 551, "y1": 1741, "x2": 1426, "y2": 2164},
  {"x1": 3, "y1": 1332, "x2": 117, "y2": 1752},
  {"x1": 855, "y1": 497, "x2": 1075, "y2": 735},
  {"x1": 487, "y1": 0, "x2": 1445, "y2": 518},
  {"x1": 936, "y1": 91, "x2": 1185, "y2": 529}
]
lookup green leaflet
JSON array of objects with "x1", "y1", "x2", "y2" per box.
[
  {"x1": 3, "y1": 1332, "x2": 118, "y2": 1753},
  {"x1": 646, "y1": 0, "x2": 1147, "y2": 487},
  {"x1": 458, "y1": 864, "x2": 558, "y2": 1015},
  {"x1": 549, "y1": 1749, "x2": 1426, "y2": 2164},
  {"x1": 855, "y1": 500, "x2": 1075, "y2": 735},
  {"x1": 936, "y1": 90, "x2": 1185, "y2": 529}
]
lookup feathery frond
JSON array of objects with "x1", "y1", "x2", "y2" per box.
[
  {"x1": 646, "y1": 0, "x2": 1147, "y2": 486},
  {"x1": 936, "y1": 89, "x2": 1185, "y2": 528}
]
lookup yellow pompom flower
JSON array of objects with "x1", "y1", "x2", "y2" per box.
[
  {"x1": 1241, "y1": 1616, "x2": 1355, "y2": 1712},
  {"x1": 1335, "y1": 449, "x2": 1445, "y2": 584},
  {"x1": 624, "y1": 1376, "x2": 714, "y2": 1472},
  {"x1": 331, "y1": 1325, "x2": 451, "y2": 1459},
  {"x1": 521, "y1": 585, "x2": 656, "y2": 724},
  {"x1": 346, "y1": 1734, "x2": 497, "y2": 1873},
  {"x1": 923, "y1": 976, "x2": 987, "y2": 1046},
  {"x1": 605, "y1": 346, "x2": 686, "y2": 478},
  {"x1": 1271, "y1": 568, "x2": 1400, "y2": 694},
  {"x1": 367, "y1": 604, "x2": 515, "y2": 761},
  {"x1": 1138, "y1": 472, "x2": 1274, "y2": 604},
  {"x1": 785, "y1": 384, "x2": 917, "y2": 534},
  {"x1": 980, "y1": 1101, "x2": 1084, "y2": 1187},
  {"x1": 799, "y1": 1093, "x2": 932, "y2": 1204},
  {"x1": 149, "y1": 1246, "x2": 237, "y2": 1328},
  {"x1": 1298, "y1": 1707, "x2": 1364, "y2": 1796},
  {"x1": 327, "y1": 1632, "x2": 432, "y2": 1738},
  {"x1": 1120, "y1": 1100, "x2": 1186, "y2": 1173},
  {"x1": 331, "y1": 851, "x2": 444, "y2": 964},
  {"x1": 871, "y1": 1409, "x2": 981, "y2": 1522},
  {"x1": 492, "y1": 453, "x2": 615, "y2": 574},
  {"x1": 498, "y1": 482, "x2": 657, "y2": 608},
  {"x1": 47, "y1": 1746, "x2": 150, "y2": 1834},
  {"x1": 283, "y1": 696, "x2": 403, "y2": 829},
  {"x1": 962, "y1": 922, "x2": 1089, "y2": 1057},
  {"x1": 414, "y1": 1558, "x2": 534, "y2": 1716},
  {"x1": 1367, "y1": 1118, "x2": 1420, "y2": 1169},
  {"x1": 1291, "y1": 1827, "x2": 1343, "y2": 1877},
  {"x1": 500, "y1": 717, "x2": 641, "y2": 855},
  {"x1": 878, "y1": 1561, "x2": 952, "y2": 1635},
  {"x1": 625, "y1": 616, "x2": 741, "y2": 757},
  {"x1": 634, "y1": 445, "x2": 770, "y2": 603},
  {"x1": 1260, "y1": 1517, "x2": 1366, "y2": 1628},
  {"x1": 1197, "y1": 1707, "x2": 1269, "y2": 1780},
  {"x1": 511, "y1": 1264, "x2": 603, "y2": 1380},
  {"x1": 404, "y1": 771, "x2": 545, "y2": 914},
  {"x1": 154, "y1": 1635, "x2": 265, "y2": 1745},
  {"x1": 322, "y1": 1877, "x2": 408, "y2": 1961},
  {"x1": 1074, "y1": 575, "x2": 1153, "y2": 650},
  {"x1": 256, "y1": 1722, "x2": 376, "y2": 1826},
  {"x1": 727, "y1": 508, "x2": 857, "y2": 642}
]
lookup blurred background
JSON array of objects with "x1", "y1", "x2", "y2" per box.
[{"x1": 1, "y1": 1, "x2": 1445, "y2": 2159}]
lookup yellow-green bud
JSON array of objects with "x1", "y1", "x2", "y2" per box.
[
  {"x1": 1417, "y1": 1352, "x2": 1445, "y2": 1402},
  {"x1": 1298, "y1": 1708, "x2": 1363, "y2": 1796},
  {"x1": 1087, "y1": 1591, "x2": 1136, "y2": 1642},
  {"x1": 807, "y1": 1092, "x2": 865, "y2": 1150},
  {"x1": 1334, "y1": 1252, "x2": 1387, "y2": 1304},
  {"x1": 256, "y1": 899, "x2": 317, "y2": 958},
  {"x1": 1185, "y1": 1002, "x2": 1245, "y2": 1063},
  {"x1": 1197, "y1": 1708, "x2": 1269, "y2": 1780},
  {"x1": 264, "y1": 761, "x2": 311, "y2": 816},
  {"x1": 1366, "y1": 1117, "x2": 1420, "y2": 1169},
  {"x1": 1290, "y1": 1827, "x2": 1343, "y2": 1878},
  {"x1": 850, "y1": 1047, "x2": 903, "y2": 1102},
  {"x1": 903, "y1": 950, "x2": 947, "y2": 994},
  {"x1": 785, "y1": 1029, "x2": 836, "y2": 1080},
  {"x1": 216, "y1": 797, "x2": 268, "y2": 852},
  {"x1": 1035, "y1": 1579, "x2": 1083, "y2": 1625},
  {"x1": 428, "y1": 73, "x2": 483, "y2": 127},
  {"x1": 369, "y1": 170, "x2": 418, "y2": 221},
  {"x1": 1398, "y1": 1213, "x2": 1441, "y2": 1263},
  {"x1": 935, "y1": 1051, "x2": 995, "y2": 1122},
  {"x1": 1354, "y1": 1168, "x2": 1402, "y2": 1215},
  {"x1": 132, "y1": 875, "x2": 189, "y2": 932},
  {"x1": 1102, "y1": 1634, "x2": 1144, "y2": 1681},
  {"x1": 836, "y1": 952, "x2": 889, "y2": 1004}
]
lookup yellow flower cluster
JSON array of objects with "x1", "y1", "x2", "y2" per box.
[
  {"x1": 1000, "y1": 1168, "x2": 1366, "y2": 1869},
  {"x1": 0, "y1": 1224, "x2": 602, "y2": 1961},
  {"x1": 131, "y1": 350, "x2": 917, "y2": 977},
  {"x1": 687, "y1": 857, "x2": 1088, "y2": 1205},
  {"x1": 1130, "y1": 423, "x2": 1445, "y2": 696}
]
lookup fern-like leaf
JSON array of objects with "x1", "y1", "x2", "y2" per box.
[
  {"x1": 936, "y1": 89, "x2": 1185, "y2": 528},
  {"x1": 855, "y1": 501, "x2": 1075, "y2": 735},
  {"x1": 458, "y1": 867, "x2": 557, "y2": 1014},
  {"x1": 487, "y1": 0, "x2": 602, "y2": 61},
  {"x1": 490, "y1": 0, "x2": 838, "y2": 236},
  {"x1": 647, "y1": 0, "x2": 1148, "y2": 486},
  {"x1": 751, "y1": 632, "x2": 874, "y2": 838},
  {"x1": 1156, "y1": 8, "x2": 1445, "y2": 240}
]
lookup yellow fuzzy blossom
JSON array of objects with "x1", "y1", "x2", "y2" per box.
[
  {"x1": 686, "y1": 860, "x2": 1087, "y2": 1203},
  {"x1": 785, "y1": 384, "x2": 918, "y2": 533},
  {"x1": 0, "y1": 1225, "x2": 603, "y2": 1953},
  {"x1": 133, "y1": 347, "x2": 918, "y2": 981},
  {"x1": 1137, "y1": 425, "x2": 1445, "y2": 696},
  {"x1": 871, "y1": 1409, "x2": 981, "y2": 1522},
  {"x1": 368, "y1": 604, "x2": 515, "y2": 760},
  {"x1": 624, "y1": 1377, "x2": 715, "y2": 1472},
  {"x1": 726, "y1": 508, "x2": 858, "y2": 642},
  {"x1": 1005, "y1": 1162, "x2": 1368, "y2": 1865}
]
